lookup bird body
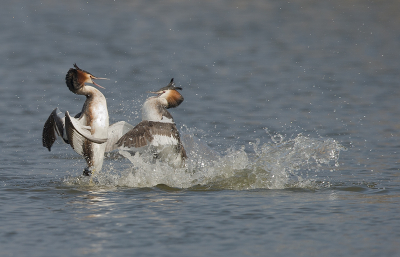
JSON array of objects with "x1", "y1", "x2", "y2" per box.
[
  {"x1": 116, "y1": 78, "x2": 186, "y2": 167},
  {"x1": 42, "y1": 64, "x2": 109, "y2": 175}
]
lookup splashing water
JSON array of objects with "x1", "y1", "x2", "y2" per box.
[{"x1": 63, "y1": 127, "x2": 346, "y2": 190}]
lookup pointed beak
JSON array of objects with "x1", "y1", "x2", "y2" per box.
[{"x1": 91, "y1": 76, "x2": 109, "y2": 89}]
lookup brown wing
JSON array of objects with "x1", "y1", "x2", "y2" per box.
[
  {"x1": 116, "y1": 121, "x2": 154, "y2": 148},
  {"x1": 116, "y1": 121, "x2": 180, "y2": 148}
]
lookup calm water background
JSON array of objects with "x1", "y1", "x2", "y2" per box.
[{"x1": 1, "y1": 0, "x2": 400, "y2": 256}]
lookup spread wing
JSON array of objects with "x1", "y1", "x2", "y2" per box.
[
  {"x1": 104, "y1": 121, "x2": 135, "y2": 152},
  {"x1": 116, "y1": 121, "x2": 180, "y2": 149},
  {"x1": 42, "y1": 108, "x2": 67, "y2": 151},
  {"x1": 65, "y1": 111, "x2": 108, "y2": 156},
  {"x1": 116, "y1": 121, "x2": 155, "y2": 149},
  {"x1": 117, "y1": 121, "x2": 187, "y2": 163}
]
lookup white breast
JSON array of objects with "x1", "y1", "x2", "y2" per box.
[
  {"x1": 89, "y1": 93, "x2": 109, "y2": 138},
  {"x1": 92, "y1": 103, "x2": 108, "y2": 128}
]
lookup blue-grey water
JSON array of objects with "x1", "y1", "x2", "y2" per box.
[{"x1": 1, "y1": 0, "x2": 400, "y2": 256}]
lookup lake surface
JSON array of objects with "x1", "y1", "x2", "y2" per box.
[{"x1": 1, "y1": 0, "x2": 400, "y2": 256}]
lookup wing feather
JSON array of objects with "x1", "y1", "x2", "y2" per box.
[
  {"x1": 116, "y1": 121, "x2": 181, "y2": 148},
  {"x1": 116, "y1": 120, "x2": 187, "y2": 164},
  {"x1": 42, "y1": 108, "x2": 66, "y2": 151},
  {"x1": 116, "y1": 121, "x2": 155, "y2": 148},
  {"x1": 65, "y1": 111, "x2": 107, "y2": 156},
  {"x1": 105, "y1": 121, "x2": 134, "y2": 152}
]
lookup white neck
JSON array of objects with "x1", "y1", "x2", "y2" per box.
[
  {"x1": 141, "y1": 97, "x2": 170, "y2": 122},
  {"x1": 76, "y1": 85, "x2": 101, "y2": 97}
]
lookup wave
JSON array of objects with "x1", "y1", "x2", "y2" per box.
[{"x1": 63, "y1": 127, "x2": 346, "y2": 190}]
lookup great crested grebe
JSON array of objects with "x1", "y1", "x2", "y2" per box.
[
  {"x1": 114, "y1": 78, "x2": 187, "y2": 167},
  {"x1": 42, "y1": 64, "x2": 110, "y2": 176}
]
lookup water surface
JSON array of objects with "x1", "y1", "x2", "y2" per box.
[{"x1": 1, "y1": 0, "x2": 400, "y2": 256}]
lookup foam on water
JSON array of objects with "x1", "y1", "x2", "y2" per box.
[{"x1": 63, "y1": 126, "x2": 346, "y2": 190}]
